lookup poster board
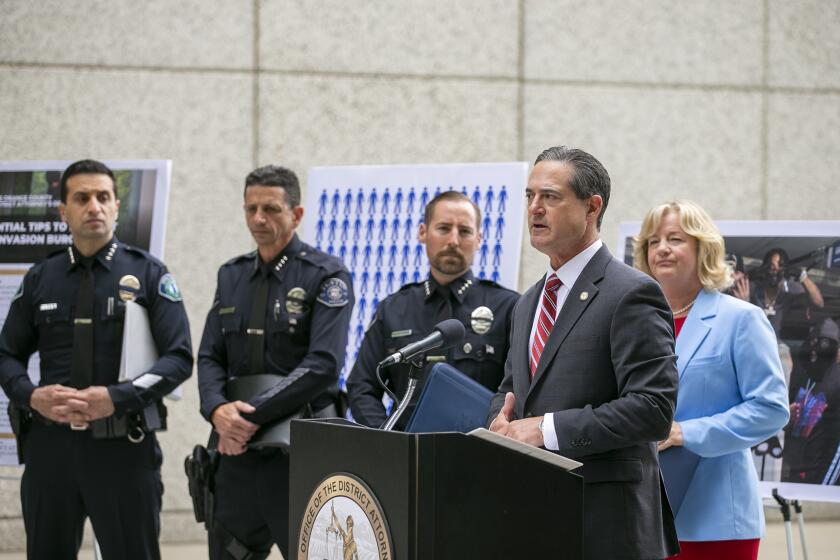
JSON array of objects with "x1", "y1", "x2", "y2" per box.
[{"x1": 301, "y1": 162, "x2": 527, "y2": 389}]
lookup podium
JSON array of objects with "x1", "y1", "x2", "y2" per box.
[{"x1": 290, "y1": 419, "x2": 583, "y2": 560}]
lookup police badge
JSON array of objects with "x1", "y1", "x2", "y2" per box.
[
  {"x1": 470, "y1": 306, "x2": 494, "y2": 334},
  {"x1": 118, "y1": 274, "x2": 141, "y2": 302},
  {"x1": 286, "y1": 287, "x2": 307, "y2": 314}
]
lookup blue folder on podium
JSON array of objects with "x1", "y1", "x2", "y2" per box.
[
  {"x1": 658, "y1": 446, "x2": 701, "y2": 514},
  {"x1": 404, "y1": 363, "x2": 494, "y2": 433}
]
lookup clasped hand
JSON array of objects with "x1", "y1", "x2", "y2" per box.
[
  {"x1": 30, "y1": 384, "x2": 115, "y2": 427},
  {"x1": 489, "y1": 392, "x2": 544, "y2": 447},
  {"x1": 211, "y1": 401, "x2": 260, "y2": 456}
]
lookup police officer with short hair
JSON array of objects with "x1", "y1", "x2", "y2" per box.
[
  {"x1": 0, "y1": 159, "x2": 193, "y2": 560},
  {"x1": 347, "y1": 191, "x2": 519, "y2": 429},
  {"x1": 197, "y1": 165, "x2": 354, "y2": 559}
]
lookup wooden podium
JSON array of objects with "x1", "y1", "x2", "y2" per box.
[{"x1": 289, "y1": 419, "x2": 583, "y2": 559}]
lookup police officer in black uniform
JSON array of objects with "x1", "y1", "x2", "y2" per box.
[
  {"x1": 197, "y1": 165, "x2": 354, "y2": 560},
  {"x1": 0, "y1": 159, "x2": 193, "y2": 560},
  {"x1": 347, "y1": 191, "x2": 519, "y2": 429}
]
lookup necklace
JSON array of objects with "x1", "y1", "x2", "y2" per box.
[{"x1": 672, "y1": 299, "x2": 696, "y2": 316}]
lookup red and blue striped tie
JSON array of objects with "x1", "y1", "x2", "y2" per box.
[{"x1": 530, "y1": 275, "x2": 562, "y2": 378}]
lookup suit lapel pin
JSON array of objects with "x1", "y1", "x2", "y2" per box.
[{"x1": 580, "y1": 291, "x2": 589, "y2": 301}]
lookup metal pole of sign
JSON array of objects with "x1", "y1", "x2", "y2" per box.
[
  {"x1": 772, "y1": 489, "x2": 796, "y2": 560},
  {"x1": 792, "y1": 501, "x2": 809, "y2": 560}
]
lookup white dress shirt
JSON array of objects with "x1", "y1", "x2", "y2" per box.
[{"x1": 528, "y1": 239, "x2": 603, "y2": 450}]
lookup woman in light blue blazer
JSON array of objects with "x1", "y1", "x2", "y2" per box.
[{"x1": 634, "y1": 200, "x2": 789, "y2": 560}]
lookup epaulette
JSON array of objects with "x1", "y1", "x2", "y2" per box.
[
  {"x1": 397, "y1": 281, "x2": 423, "y2": 292},
  {"x1": 297, "y1": 244, "x2": 346, "y2": 275},
  {"x1": 121, "y1": 243, "x2": 165, "y2": 268},
  {"x1": 478, "y1": 278, "x2": 517, "y2": 293},
  {"x1": 222, "y1": 251, "x2": 257, "y2": 267}
]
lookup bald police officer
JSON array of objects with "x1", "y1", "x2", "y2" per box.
[
  {"x1": 0, "y1": 159, "x2": 193, "y2": 560},
  {"x1": 347, "y1": 191, "x2": 519, "y2": 429},
  {"x1": 197, "y1": 165, "x2": 354, "y2": 559}
]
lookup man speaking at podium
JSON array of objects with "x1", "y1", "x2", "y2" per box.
[{"x1": 488, "y1": 147, "x2": 679, "y2": 560}]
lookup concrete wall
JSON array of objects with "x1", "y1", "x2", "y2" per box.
[{"x1": 1, "y1": 0, "x2": 839, "y2": 550}]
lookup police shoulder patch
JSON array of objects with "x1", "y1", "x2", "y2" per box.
[
  {"x1": 317, "y1": 277, "x2": 349, "y2": 307},
  {"x1": 158, "y1": 273, "x2": 183, "y2": 302}
]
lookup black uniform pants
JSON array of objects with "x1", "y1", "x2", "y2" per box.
[
  {"x1": 209, "y1": 448, "x2": 290, "y2": 560},
  {"x1": 21, "y1": 422, "x2": 163, "y2": 560}
]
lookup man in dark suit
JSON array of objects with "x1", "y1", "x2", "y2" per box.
[{"x1": 488, "y1": 146, "x2": 679, "y2": 560}]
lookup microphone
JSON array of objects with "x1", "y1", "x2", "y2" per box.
[{"x1": 378, "y1": 319, "x2": 466, "y2": 367}]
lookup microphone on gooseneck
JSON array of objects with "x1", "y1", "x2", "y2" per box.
[{"x1": 378, "y1": 319, "x2": 466, "y2": 367}]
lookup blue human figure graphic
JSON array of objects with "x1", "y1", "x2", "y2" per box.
[
  {"x1": 413, "y1": 244, "x2": 423, "y2": 267},
  {"x1": 386, "y1": 270, "x2": 395, "y2": 292},
  {"x1": 331, "y1": 190, "x2": 340, "y2": 216},
  {"x1": 388, "y1": 245, "x2": 397, "y2": 267},
  {"x1": 373, "y1": 269, "x2": 382, "y2": 293},
  {"x1": 391, "y1": 217, "x2": 400, "y2": 241},
  {"x1": 360, "y1": 270, "x2": 369, "y2": 295},
  {"x1": 479, "y1": 268, "x2": 487, "y2": 280},
  {"x1": 404, "y1": 216, "x2": 414, "y2": 241},
  {"x1": 420, "y1": 187, "x2": 429, "y2": 209},
  {"x1": 495, "y1": 215, "x2": 505, "y2": 240},
  {"x1": 353, "y1": 217, "x2": 362, "y2": 242},
  {"x1": 378, "y1": 217, "x2": 387, "y2": 242},
  {"x1": 358, "y1": 296, "x2": 367, "y2": 321},
  {"x1": 407, "y1": 187, "x2": 416, "y2": 214},
  {"x1": 493, "y1": 241, "x2": 502, "y2": 267},
  {"x1": 412, "y1": 269, "x2": 421, "y2": 283},
  {"x1": 382, "y1": 188, "x2": 391, "y2": 213},
  {"x1": 499, "y1": 185, "x2": 507, "y2": 212},
  {"x1": 351, "y1": 245, "x2": 359, "y2": 268},
  {"x1": 327, "y1": 244, "x2": 335, "y2": 256},
  {"x1": 365, "y1": 217, "x2": 374, "y2": 241},
  {"x1": 394, "y1": 187, "x2": 403, "y2": 213},
  {"x1": 472, "y1": 185, "x2": 481, "y2": 206},
  {"x1": 482, "y1": 215, "x2": 491, "y2": 236},
  {"x1": 344, "y1": 188, "x2": 353, "y2": 215},
  {"x1": 316, "y1": 218, "x2": 325, "y2": 243},
  {"x1": 399, "y1": 270, "x2": 408, "y2": 285},
  {"x1": 376, "y1": 244, "x2": 385, "y2": 267},
  {"x1": 371, "y1": 297, "x2": 380, "y2": 314},
  {"x1": 339, "y1": 245, "x2": 347, "y2": 261},
  {"x1": 401, "y1": 244, "x2": 410, "y2": 267},
  {"x1": 354, "y1": 323, "x2": 365, "y2": 342},
  {"x1": 434, "y1": 185, "x2": 442, "y2": 198},
  {"x1": 319, "y1": 189, "x2": 328, "y2": 216},
  {"x1": 491, "y1": 268, "x2": 501, "y2": 283},
  {"x1": 363, "y1": 244, "x2": 372, "y2": 268},
  {"x1": 341, "y1": 217, "x2": 350, "y2": 242},
  {"x1": 485, "y1": 185, "x2": 494, "y2": 214},
  {"x1": 460, "y1": 185, "x2": 468, "y2": 196},
  {"x1": 368, "y1": 188, "x2": 378, "y2": 216},
  {"x1": 350, "y1": 270, "x2": 356, "y2": 284},
  {"x1": 328, "y1": 217, "x2": 337, "y2": 242},
  {"x1": 356, "y1": 189, "x2": 365, "y2": 214},
  {"x1": 479, "y1": 242, "x2": 489, "y2": 267}
]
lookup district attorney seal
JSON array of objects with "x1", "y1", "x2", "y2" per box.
[{"x1": 298, "y1": 473, "x2": 393, "y2": 560}]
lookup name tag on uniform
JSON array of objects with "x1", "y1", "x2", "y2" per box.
[
  {"x1": 218, "y1": 306, "x2": 236, "y2": 315},
  {"x1": 391, "y1": 329, "x2": 413, "y2": 338},
  {"x1": 39, "y1": 303, "x2": 58, "y2": 311},
  {"x1": 426, "y1": 355, "x2": 446, "y2": 363}
]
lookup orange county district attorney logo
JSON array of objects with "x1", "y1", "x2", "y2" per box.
[{"x1": 298, "y1": 472, "x2": 394, "y2": 560}]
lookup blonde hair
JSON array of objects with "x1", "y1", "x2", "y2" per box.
[{"x1": 633, "y1": 200, "x2": 733, "y2": 291}]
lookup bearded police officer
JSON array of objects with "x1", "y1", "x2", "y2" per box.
[
  {"x1": 197, "y1": 165, "x2": 354, "y2": 560},
  {"x1": 0, "y1": 159, "x2": 193, "y2": 560},
  {"x1": 347, "y1": 191, "x2": 519, "y2": 429}
]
